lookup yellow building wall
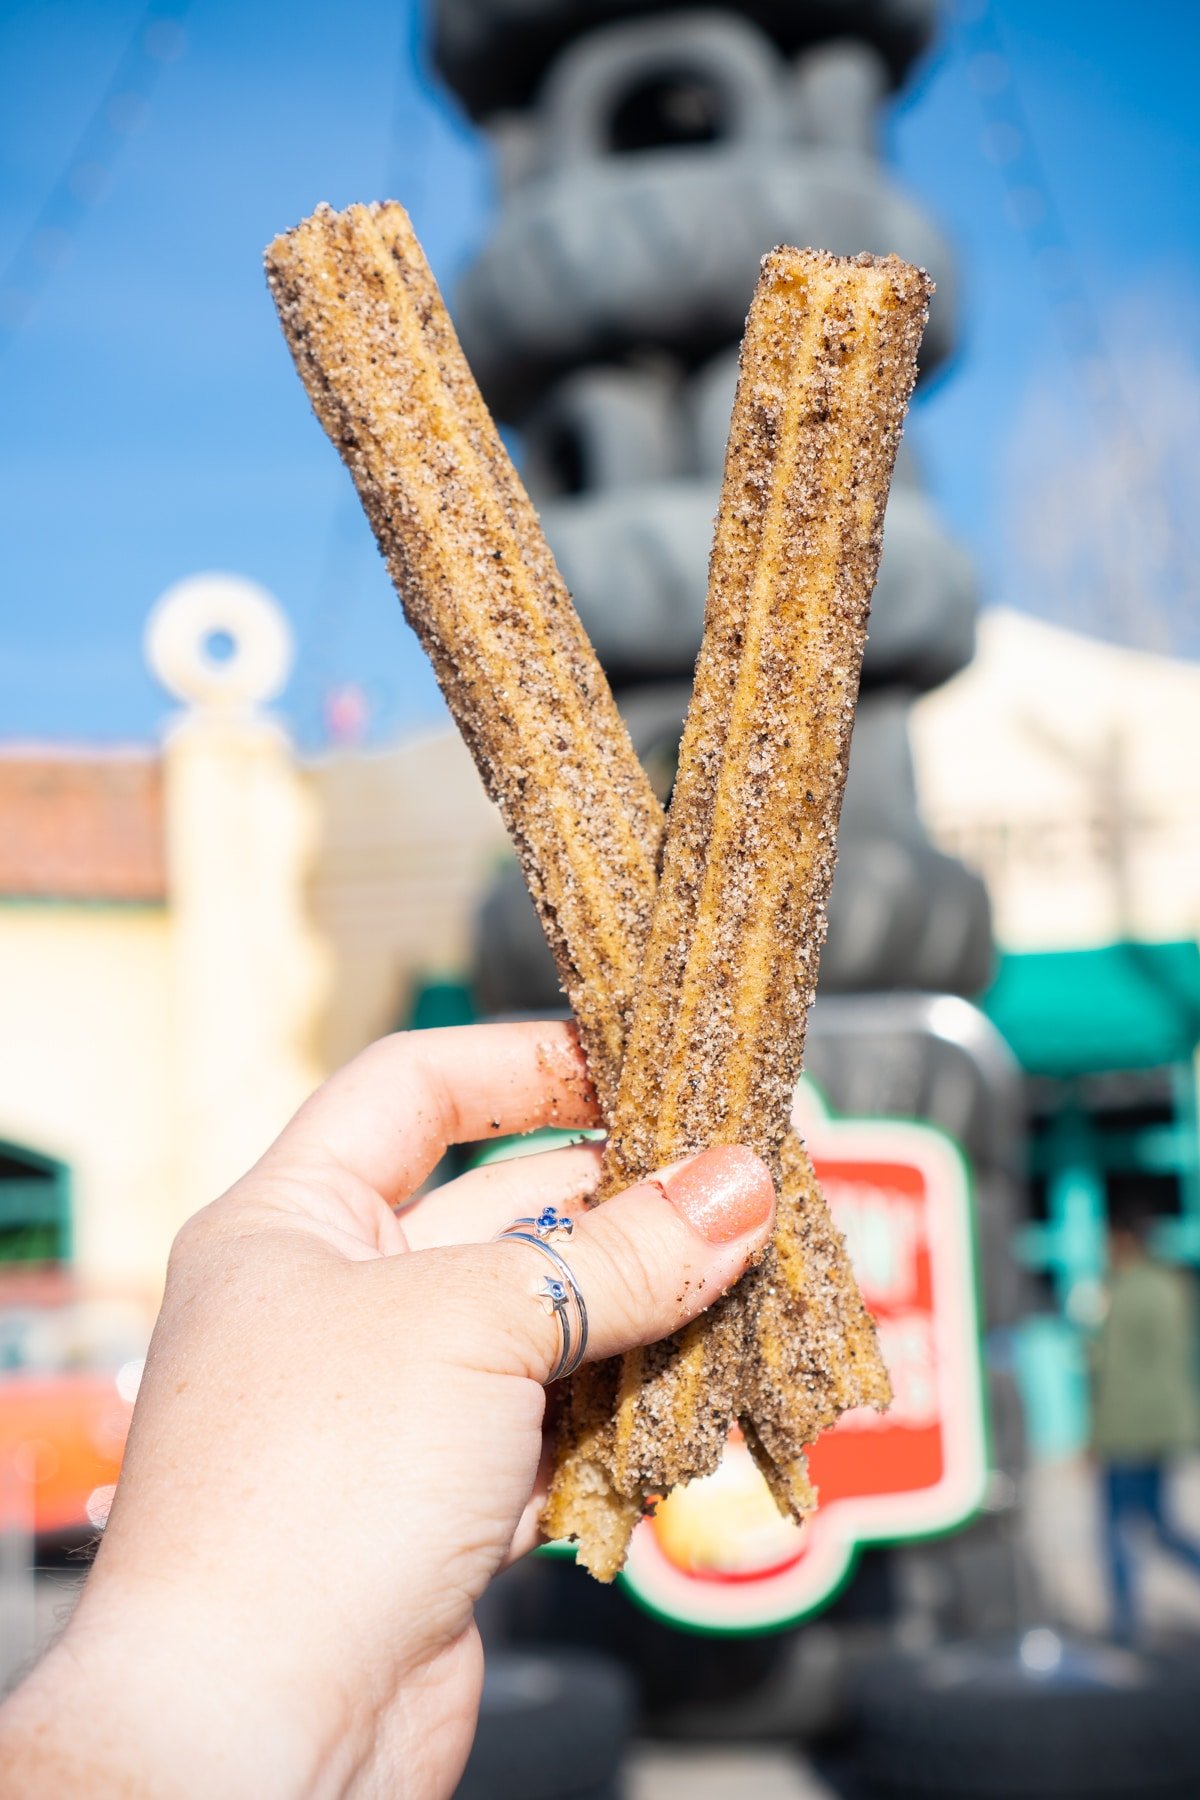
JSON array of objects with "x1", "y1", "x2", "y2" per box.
[
  {"x1": 0, "y1": 583, "x2": 333, "y2": 1305},
  {"x1": 0, "y1": 903, "x2": 175, "y2": 1300},
  {"x1": 0, "y1": 719, "x2": 330, "y2": 1298},
  {"x1": 162, "y1": 714, "x2": 329, "y2": 1227}
]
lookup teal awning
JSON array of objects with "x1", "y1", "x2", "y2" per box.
[
  {"x1": 407, "y1": 977, "x2": 476, "y2": 1032},
  {"x1": 983, "y1": 941, "x2": 1200, "y2": 1078}
]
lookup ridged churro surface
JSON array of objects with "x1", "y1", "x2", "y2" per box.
[
  {"x1": 265, "y1": 201, "x2": 661, "y2": 1110},
  {"x1": 546, "y1": 247, "x2": 929, "y2": 1577}
]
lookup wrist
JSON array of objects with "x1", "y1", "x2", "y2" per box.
[{"x1": 0, "y1": 1581, "x2": 370, "y2": 1799}]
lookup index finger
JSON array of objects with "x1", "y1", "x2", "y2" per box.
[{"x1": 263, "y1": 1021, "x2": 599, "y2": 1203}]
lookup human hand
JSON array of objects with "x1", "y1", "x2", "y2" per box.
[{"x1": 0, "y1": 1022, "x2": 774, "y2": 1798}]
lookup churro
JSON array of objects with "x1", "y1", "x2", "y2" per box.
[
  {"x1": 546, "y1": 248, "x2": 929, "y2": 1576},
  {"x1": 266, "y1": 205, "x2": 894, "y2": 1584},
  {"x1": 265, "y1": 201, "x2": 660, "y2": 1112}
]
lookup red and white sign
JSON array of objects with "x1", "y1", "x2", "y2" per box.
[{"x1": 616, "y1": 1082, "x2": 987, "y2": 1633}]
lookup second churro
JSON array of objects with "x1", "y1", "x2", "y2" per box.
[{"x1": 547, "y1": 248, "x2": 930, "y2": 1576}]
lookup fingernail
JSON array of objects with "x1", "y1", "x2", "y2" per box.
[{"x1": 663, "y1": 1145, "x2": 774, "y2": 1245}]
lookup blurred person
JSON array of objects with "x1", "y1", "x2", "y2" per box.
[
  {"x1": 0, "y1": 1021, "x2": 775, "y2": 1797},
  {"x1": 1093, "y1": 1209, "x2": 1200, "y2": 1645}
]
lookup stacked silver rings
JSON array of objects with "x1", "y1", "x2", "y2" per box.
[{"x1": 494, "y1": 1204, "x2": 588, "y2": 1383}]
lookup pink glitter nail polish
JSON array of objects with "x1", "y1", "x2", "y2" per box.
[{"x1": 663, "y1": 1145, "x2": 774, "y2": 1245}]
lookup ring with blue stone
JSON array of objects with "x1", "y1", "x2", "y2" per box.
[
  {"x1": 531, "y1": 1204, "x2": 575, "y2": 1241},
  {"x1": 494, "y1": 1210, "x2": 588, "y2": 1383}
]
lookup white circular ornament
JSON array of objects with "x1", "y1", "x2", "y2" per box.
[{"x1": 145, "y1": 573, "x2": 293, "y2": 711}]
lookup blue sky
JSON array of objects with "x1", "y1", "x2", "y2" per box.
[{"x1": 2, "y1": 0, "x2": 1197, "y2": 745}]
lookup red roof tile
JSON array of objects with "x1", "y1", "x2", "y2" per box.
[{"x1": 0, "y1": 752, "x2": 166, "y2": 901}]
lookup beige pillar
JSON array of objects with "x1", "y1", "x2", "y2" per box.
[{"x1": 147, "y1": 575, "x2": 329, "y2": 1226}]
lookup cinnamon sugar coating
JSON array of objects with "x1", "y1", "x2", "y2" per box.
[
  {"x1": 265, "y1": 201, "x2": 660, "y2": 1112},
  {"x1": 266, "y1": 208, "x2": 897, "y2": 1585},
  {"x1": 546, "y1": 247, "x2": 928, "y2": 1576}
]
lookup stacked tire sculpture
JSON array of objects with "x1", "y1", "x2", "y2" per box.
[
  {"x1": 439, "y1": 0, "x2": 992, "y2": 1009},
  {"x1": 440, "y1": 0, "x2": 1029, "y2": 1701},
  {"x1": 436, "y1": 0, "x2": 939, "y2": 120},
  {"x1": 452, "y1": 13, "x2": 958, "y2": 410}
]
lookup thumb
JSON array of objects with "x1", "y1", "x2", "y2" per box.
[{"x1": 480, "y1": 1145, "x2": 775, "y2": 1383}]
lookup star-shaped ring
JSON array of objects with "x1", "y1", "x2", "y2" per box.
[
  {"x1": 540, "y1": 1275, "x2": 570, "y2": 1313},
  {"x1": 494, "y1": 1213, "x2": 589, "y2": 1383}
]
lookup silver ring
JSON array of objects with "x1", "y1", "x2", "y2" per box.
[{"x1": 494, "y1": 1206, "x2": 588, "y2": 1383}]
